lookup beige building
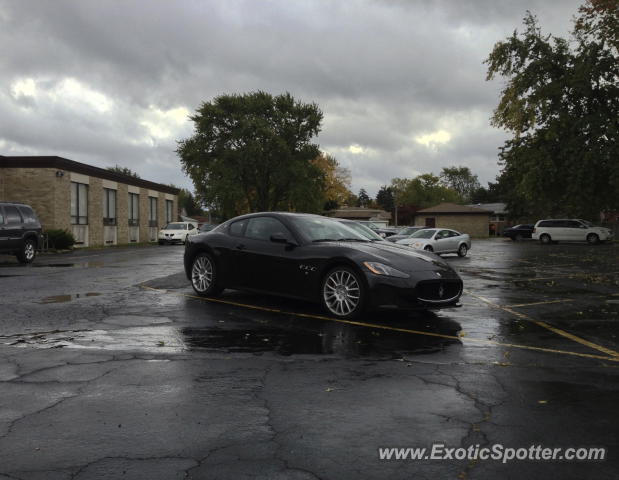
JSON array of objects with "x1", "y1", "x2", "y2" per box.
[
  {"x1": 414, "y1": 203, "x2": 491, "y2": 237},
  {"x1": 324, "y1": 206, "x2": 392, "y2": 227},
  {"x1": 0, "y1": 156, "x2": 179, "y2": 247}
]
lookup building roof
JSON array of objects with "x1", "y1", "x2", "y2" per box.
[
  {"x1": 416, "y1": 202, "x2": 492, "y2": 214},
  {"x1": 466, "y1": 202, "x2": 507, "y2": 215},
  {"x1": 0, "y1": 156, "x2": 179, "y2": 195},
  {"x1": 324, "y1": 206, "x2": 392, "y2": 220}
]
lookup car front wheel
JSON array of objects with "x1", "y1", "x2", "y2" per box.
[
  {"x1": 16, "y1": 238, "x2": 36, "y2": 264},
  {"x1": 457, "y1": 244, "x2": 468, "y2": 257},
  {"x1": 191, "y1": 253, "x2": 222, "y2": 296},
  {"x1": 321, "y1": 266, "x2": 366, "y2": 319},
  {"x1": 424, "y1": 245, "x2": 433, "y2": 252},
  {"x1": 587, "y1": 233, "x2": 600, "y2": 245},
  {"x1": 540, "y1": 234, "x2": 551, "y2": 245}
]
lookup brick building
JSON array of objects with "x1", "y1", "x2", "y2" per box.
[
  {"x1": 414, "y1": 203, "x2": 491, "y2": 237},
  {"x1": 0, "y1": 156, "x2": 179, "y2": 247}
]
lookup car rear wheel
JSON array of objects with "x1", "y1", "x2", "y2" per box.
[
  {"x1": 16, "y1": 238, "x2": 36, "y2": 264},
  {"x1": 457, "y1": 244, "x2": 468, "y2": 257},
  {"x1": 587, "y1": 233, "x2": 600, "y2": 245},
  {"x1": 321, "y1": 266, "x2": 366, "y2": 319},
  {"x1": 424, "y1": 245, "x2": 433, "y2": 252},
  {"x1": 191, "y1": 253, "x2": 222, "y2": 296},
  {"x1": 540, "y1": 234, "x2": 551, "y2": 245}
]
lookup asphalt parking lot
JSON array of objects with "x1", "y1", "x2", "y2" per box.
[{"x1": 0, "y1": 239, "x2": 618, "y2": 479}]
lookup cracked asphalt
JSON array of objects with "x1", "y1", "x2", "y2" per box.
[{"x1": 0, "y1": 239, "x2": 618, "y2": 479}]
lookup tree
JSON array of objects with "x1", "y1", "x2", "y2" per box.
[
  {"x1": 356, "y1": 188, "x2": 371, "y2": 207},
  {"x1": 485, "y1": 1, "x2": 619, "y2": 219},
  {"x1": 312, "y1": 153, "x2": 353, "y2": 210},
  {"x1": 390, "y1": 174, "x2": 462, "y2": 209},
  {"x1": 106, "y1": 165, "x2": 140, "y2": 178},
  {"x1": 178, "y1": 188, "x2": 202, "y2": 217},
  {"x1": 470, "y1": 181, "x2": 505, "y2": 204},
  {"x1": 439, "y1": 166, "x2": 481, "y2": 202},
  {"x1": 375, "y1": 185, "x2": 394, "y2": 211},
  {"x1": 177, "y1": 91, "x2": 324, "y2": 219}
]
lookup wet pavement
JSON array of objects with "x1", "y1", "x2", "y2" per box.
[{"x1": 0, "y1": 240, "x2": 618, "y2": 479}]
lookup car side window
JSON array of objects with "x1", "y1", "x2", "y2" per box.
[
  {"x1": 229, "y1": 219, "x2": 247, "y2": 237},
  {"x1": 188, "y1": 224, "x2": 195, "y2": 230},
  {"x1": 436, "y1": 230, "x2": 450, "y2": 239},
  {"x1": 566, "y1": 221, "x2": 581, "y2": 229},
  {"x1": 17, "y1": 206, "x2": 37, "y2": 224},
  {"x1": 448, "y1": 230, "x2": 460, "y2": 237},
  {"x1": 245, "y1": 217, "x2": 293, "y2": 242},
  {"x1": 4, "y1": 206, "x2": 22, "y2": 225}
]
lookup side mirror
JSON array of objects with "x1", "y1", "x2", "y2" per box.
[{"x1": 270, "y1": 233, "x2": 294, "y2": 245}]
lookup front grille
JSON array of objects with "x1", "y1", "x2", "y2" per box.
[{"x1": 416, "y1": 279, "x2": 462, "y2": 302}]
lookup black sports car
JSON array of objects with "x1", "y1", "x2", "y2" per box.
[{"x1": 184, "y1": 212, "x2": 463, "y2": 319}]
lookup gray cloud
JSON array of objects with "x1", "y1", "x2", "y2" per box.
[{"x1": 0, "y1": 0, "x2": 582, "y2": 196}]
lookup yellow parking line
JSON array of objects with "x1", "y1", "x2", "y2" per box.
[
  {"x1": 507, "y1": 299, "x2": 574, "y2": 308},
  {"x1": 465, "y1": 290, "x2": 619, "y2": 358},
  {"x1": 141, "y1": 286, "x2": 618, "y2": 363}
]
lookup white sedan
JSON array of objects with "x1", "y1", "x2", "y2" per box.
[
  {"x1": 396, "y1": 228, "x2": 471, "y2": 257},
  {"x1": 158, "y1": 222, "x2": 199, "y2": 245}
]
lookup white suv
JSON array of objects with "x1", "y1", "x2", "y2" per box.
[{"x1": 532, "y1": 219, "x2": 613, "y2": 245}]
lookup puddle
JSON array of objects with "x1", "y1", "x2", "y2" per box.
[
  {"x1": 33, "y1": 262, "x2": 105, "y2": 268},
  {"x1": 39, "y1": 292, "x2": 102, "y2": 304}
]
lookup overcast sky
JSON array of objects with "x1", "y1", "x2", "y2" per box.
[{"x1": 0, "y1": 0, "x2": 582, "y2": 196}]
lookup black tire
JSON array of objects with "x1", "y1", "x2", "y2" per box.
[
  {"x1": 457, "y1": 244, "x2": 468, "y2": 257},
  {"x1": 16, "y1": 238, "x2": 36, "y2": 264},
  {"x1": 158, "y1": 240, "x2": 164, "y2": 245},
  {"x1": 514, "y1": 234, "x2": 523, "y2": 242},
  {"x1": 424, "y1": 245, "x2": 433, "y2": 252},
  {"x1": 587, "y1": 233, "x2": 600, "y2": 245},
  {"x1": 540, "y1": 234, "x2": 551, "y2": 245},
  {"x1": 184, "y1": 234, "x2": 189, "y2": 244},
  {"x1": 321, "y1": 266, "x2": 367, "y2": 319},
  {"x1": 190, "y1": 252, "x2": 223, "y2": 296}
]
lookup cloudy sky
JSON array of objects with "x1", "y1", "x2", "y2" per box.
[{"x1": 0, "y1": 0, "x2": 582, "y2": 196}]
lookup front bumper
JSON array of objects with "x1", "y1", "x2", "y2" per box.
[{"x1": 365, "y1": 269, "x2": 463, "y2": 309}]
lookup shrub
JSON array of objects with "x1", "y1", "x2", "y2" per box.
[{"x1": 45, "y1": 229, "x2": 75, "y2": 250}]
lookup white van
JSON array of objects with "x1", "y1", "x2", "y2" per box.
[{"x1": 532, "y1": 219, "x2": 613, "y2": 245}]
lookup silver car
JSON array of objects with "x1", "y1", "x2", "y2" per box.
[{"x1": 396, "y1": 228, "x2": 471, "y2": 257}]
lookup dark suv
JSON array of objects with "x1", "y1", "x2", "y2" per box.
[{"x1": 0, "y1": 202, "x2": 44, "y2": 263}]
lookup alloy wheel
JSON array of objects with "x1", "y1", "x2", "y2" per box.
[
  {"x1": 191, "y1": 255, "x2": 214, "y2": 294},
  {"x1": 24, "y1": 241, "x2": 35, "y2": 261},
  {"x1": 323, "y1": 269, "x2": 361, "y2": 317}
]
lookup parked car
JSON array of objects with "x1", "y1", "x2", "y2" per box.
[
  {"x1": 532, "y1": 219, "x2": 613, "y2": 245},
  {"x1": 396, "y1": 228, "x2": 471, "y2": 257},
  {"x1": 158, "y1": 222, "x2": 199, "y2": 245},
  {"x1": 184, "y1": 212, "x2": 463, "y2": 319},
  {"x1": 386, "y1": 226, "x2": 427, "y2": 243},
  {"x1": 502, "y1": 224, "x2": 534, "y2": 241},
  {"x1": 356, "y1": 221, "x2": 397, "y2": 238},
  {"x1": 0, "y1": 202, "x2": 44, "y2": 263}
]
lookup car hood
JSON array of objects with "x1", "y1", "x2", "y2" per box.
[
  {"x1": 335, "y1": 241, "x2": 453, "y2": 273},
  {"x1": 160, "y1": 229, "x2": 185, "y2": 234}
]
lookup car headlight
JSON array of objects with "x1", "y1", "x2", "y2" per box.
[{"x1": 363, "y1": 262, "x2": 409, "y2": 278}]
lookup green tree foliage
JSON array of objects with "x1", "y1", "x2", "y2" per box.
[
  {"x1": 356, "y1": 188, "x2": 371, "y2": 207},
  {"x1": 470, "y1": 182, "x2": 505, "y2": 204},
  {"x1": 485, "y1": 0, "x2": 619, "y2": 219},
  {"x1": 439, "y1": 166, "x2": 481, "y2": 202},
  {"x1": 391, "y1": 174, "x2": 462, "y2": 209},
  {"x1": 106, "y1": 165, "x2": 140, "y2": 178},
  {"x1": 312, "y1": 153, "x2": 353, "y2": 210},
  {"x1": 178, "y1": 188, "x2": 202, "y2": 216},
  {"x1": 375, "y1": 185, "x2": 394, "y2": 211},
  {"x1": 177, "y1": 91, "x2": 324, "y2": 219}
]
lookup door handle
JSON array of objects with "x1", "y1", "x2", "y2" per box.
[{"x1": 236, "y1": 243, "x2": 246, "y2": 250}]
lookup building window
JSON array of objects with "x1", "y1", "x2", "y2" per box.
[
  {"x1": 128, "y1": 193, "x2": 139, "y2": 226},
  {"x1": 70, "y1": 182, "x2": 88, "y2": 225},
  {"x1": 103, "y1": 189, "x2": 116, "y2": 226},
  {"x1": 165, "y1": 200, "x2": 173, "y2": 223},
  {"x1": 149, "y1": 197, "x2": 157, "y2": 227}
]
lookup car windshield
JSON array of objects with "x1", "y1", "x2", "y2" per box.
[
  {"x1": 410, "y1": 229, "x2": 436, "y2": 239},
  {"x1": 341, "y1": 222, "x2": 383, "y2": 241},
  {"x1": 164, "y1": 223, "x2": 187, "y2": 230},
  {"x1": 397, "y1": 227, "x2": 418, "y2": 235},
  {"x1": 290, "y1": 216, "x2": 368, "y2": 242},
  {"x1": 578, "y1": 219, "x2": 594, "y2": 227}
]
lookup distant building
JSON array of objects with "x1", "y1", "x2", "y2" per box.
[
  {"x1": 414, "y1": 203, "x2": 491, "y2": 237},
  {"x1": 0, "y1": 156, "x2": 179, "y2": 247},
  {"x1": 467, "y1": 202, "x2": 508, "y2": 236},
  {"x1": 323, "y1": 206, "x2": 392, "y2": 227}
]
